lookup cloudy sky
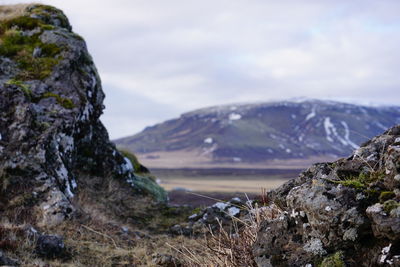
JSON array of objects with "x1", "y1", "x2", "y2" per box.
[{"x1": 3, "y1": 1, "x2": 400, "y2": 138}]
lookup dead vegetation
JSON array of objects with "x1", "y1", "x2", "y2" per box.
[
  {"x1": 0, "y1": 188, "x2": 281, "y2": 266},
  {"x1": 0, "y1": 212, "x2": 193, "y2": 266},
  {"x1": 0, "y1": 4, "x2": 32, "y2": 21},
  {"x1": 170, "y1": 201, "x2": 283, "y2": 266}
]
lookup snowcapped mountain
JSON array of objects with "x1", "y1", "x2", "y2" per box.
[{"x1": 115, "y1": 100, "x2": 400, "y2": 167}]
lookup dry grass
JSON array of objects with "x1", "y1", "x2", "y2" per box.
[
  {"x1": 0, "y1": 189, "x2": 281, "y2": 266},
  {"x1": 0, "y1": 4, "x2": 33, "y2": 21},
  {"x1": 0, "y1": 216, "x2": 194, "y2": 266},
  {"x1": 134, "y1": 149, "x2": 335, "y2": 169},
  {"x1": 170, "y1": 202, "x2": 283, "y2": 266},
  {"x1": 160, "y1": 177, "x2": 288, "y2": 193},
  {"x1": 0, "y1": 221, "x2": 38, "y2": 264}
]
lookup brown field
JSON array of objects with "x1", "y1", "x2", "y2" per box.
[
  {"x1": 161, "y1": 178, "x2": 287, "y2": 192},
  {"x1": 152, "y1": 168, "x2": 301, "y2": 192},
  {"x1": 136, "y1": 149, "x2": 337, "y2": 169},
  {"x1": 151, "y1": 168, "x2": 301, "y2": 206}
]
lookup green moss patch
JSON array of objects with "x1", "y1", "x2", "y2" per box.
[
  {"x1": 4, "y1": 79, "x2": 73, "y2": 109},
  {"x1": 119, "y1": 150, "x2": 167, "y2": 202},
  {"x1": 337, "y1": 179, "x2": 365, "y2": 189},
  {"x1": 5, "y1": 79, "x2": 32, "y2": 99},
  {"x1": 29, "y1": 5, "x2": 71, "y2": 31},
  {"x1": 328, "y1": 171, "x2": 385, "y2": 190},
  {"x1": 3, "y1": 15, "x2": 42, "y2": 31},
  {"x1": 383, "y1": 200, "x2": 400, "y2": 214},
  {"x1": 379, "y1": 191, "x2": 395, "y2": 203},
  {"x1": 319, "y1": 251, "x2": 345, "y2": 267},
  {"x1": 0, "y1": 11, "x2": 63, "y2": 80},
  {"x1": 41, "y1": 92, "x2": 75, "y2": 109},
  {"x1": 130, "y1": 174, "x2": 167, "y2": 203}
]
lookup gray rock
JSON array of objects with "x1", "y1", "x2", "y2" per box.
[
  {"x1": 32, "y1": 47, "x2": 42, "y2": 58},
  {"x1": 0, "y1": 250, "x2": 19, "y2": 266},
  {"x1": 0, "y1": 4, "x2": 166, "y2": 228},
  {"x1": 254, "y1": 125, "x2": 400, "y2": 266},
  {"x1": 152, "y1": 253, "x2": 181, "y2": 267},
  {"x1": 366, "y1": 204, "x2": 400, "y2": 240},
  {"x1": 36, "y1": 234, "x2": 65, "y2": 258}
]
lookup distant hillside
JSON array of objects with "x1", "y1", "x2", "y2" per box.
[{"x1": 115, "y1": 100, "x2": 400, "y2": 168}]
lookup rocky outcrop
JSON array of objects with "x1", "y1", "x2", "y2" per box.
[
  {"x1": 0, "y1": 4, "x2": 166, "y2": 228},
  {"x1": 253, "y1": 125, "x2": 400, "y2": 266}
]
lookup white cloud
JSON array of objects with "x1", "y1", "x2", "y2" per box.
[{"x1": 2, "y1": 0, "x2": 400, "y2": 138}]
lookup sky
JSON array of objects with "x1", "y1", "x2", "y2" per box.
[{"x1": 2, "y1": 0, "x2": 400, "y2": 138}]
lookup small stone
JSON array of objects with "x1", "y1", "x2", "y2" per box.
[
  {"x1": 36, "y1": 234, "x2": 65, "y2": 258},
  {"x1": 390, "y1": 207, "x2": 400, "y2": 218},
  {"x1": 325, "y1": 206, "x2": 332, "y2": 212},
  {"x1": 343, "y1": 228, "x2": 358, "y2": 241},
  {"x1": 356, "y1": 193, "x2": 366, "y2": 200},
  {"x1": 303, "y1": 239, "x2": 327, "y2": 256},
  {"x1": 366, "y1": 203, "x2": 383, "y2": 214},
  {"x1": 32, "y1": 47, "x2": 42, "y2": 57},
  {"x1": 152, "y1": 253, "x2": 180, "y2": 267},
  {"x1": 0, "y1": 250, "x2": 19, "y2": 266}
]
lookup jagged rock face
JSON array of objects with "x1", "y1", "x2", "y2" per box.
[
  {"x1": 0, "y1": 4, "x2": 166, "y2": 226},
  {"x1": 253, "y1": 125, "x2": 400, "y2": 266}
]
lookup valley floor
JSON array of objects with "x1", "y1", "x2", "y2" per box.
[
  {"x1": 153, "y1": 168, "x2": 300, "y2": 197},
  {"x1": 136, "y1": 150, "x2": 338, "y2": 169}
]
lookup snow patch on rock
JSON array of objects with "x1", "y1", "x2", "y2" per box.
[
  {"x1": 204, "y1": 137, "x2": 213, "y2": 144},
  {"x1": 213, "y1": 202, "x2": 229, "y2": 210},
  {"x1": 305, "y1": 106, "x2": 316, "y2": 121},
  {"x1": 229, "y1": 113, "x2": 242, "y2": 121},
  {"x1": 228, "y1": 207, "x2": 241, "y2": 217},
  {"x1": 341, "y1": 121, "x2": 358, "y2": 149},
  {"x1": 324, "y1": 117, "x2": 335, "y2": 142}
]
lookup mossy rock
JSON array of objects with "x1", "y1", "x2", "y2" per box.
[
  {"x1": 0, "y1": 6, "x2": 64, "y2": 81},
  {"x1": 330, "y1": 171, "x2": 385, "y2": 190},
  {"x1": 131, "y1": 174, "x2": 167, "y2": 203},
  {"x1": 336, "y1": 179, "x2": 365, "y2": 189},
  {"x1": 319, "y1": 251, "x2": 345, "y2": 267},
  {"x1": 119, "y1": 150, "x2": 167, "y2": 202},
  {"x1": 119, "y1": 149, "x2": 150, "y2": 175},
  {"x1": 5, "y1": 79, "x2": 32, "y2": 99},
  {"x1": 29, "y1": 5, "x2": 71, "y2": 31},
  {"x1": 379, "y1": 191, "x2": 395, "y2": 203},
  {"x1": 3, "y1": 15, "x2": 42, "y2": 30},
  {"x1": 41, "y1": 92, "x2": 75, "y2": 109},
  {"x1": 383, "y1": 200, "x2": 400, "y2": 214}
]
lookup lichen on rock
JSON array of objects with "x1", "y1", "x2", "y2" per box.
[{"x1": 254, "y1": 125, "x2": 400, "y2": 266}]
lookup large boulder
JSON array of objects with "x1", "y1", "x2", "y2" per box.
[
  {"x1": 0, "y1": 4, "x2": 167, "y2": 228},
  {"x1": 253, "y1": 125, "x2": 400, "y2": 266}
]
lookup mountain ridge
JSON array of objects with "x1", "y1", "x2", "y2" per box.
[{"x1": 116, "y1": 99, "x2": 400, "y2": 168}]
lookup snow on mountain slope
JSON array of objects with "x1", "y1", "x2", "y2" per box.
[{"x1": 115, "y1": 100, "x2": 400, "y2": 166}]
